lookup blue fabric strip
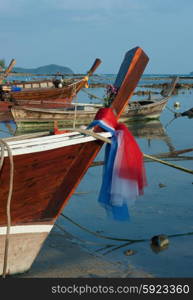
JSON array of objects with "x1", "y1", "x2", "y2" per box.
[{"x1": 87, "y1": 120, "x2": 130, "y2": 221}]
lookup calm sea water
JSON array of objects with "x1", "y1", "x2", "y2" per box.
[{"x1": 1, "y1": 74, "x2": 193, "y2": 277}]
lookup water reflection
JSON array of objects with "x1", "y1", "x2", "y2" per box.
[
  {"x1": 0, "y1": 120, "x2": 16, "y2": 137},
  {"x1": 127, "y1": 119, "x2": 175, "y2": 152}
]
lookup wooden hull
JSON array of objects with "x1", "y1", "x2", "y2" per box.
[
  {"x1": 11, "y1": 106, "x2": 97, "y2": 129},
  {"x1": 0, "y1": 111, "x2": 13, "y2": 122},
  {"x1": 123, "y1": 97, "x2": 169, "y2": 121},
  {"x1": 0, "y1": 80, "x2": 85, "y2": 112},
  {"x1": 10, "y1": 80, "x2": 86, "y2": 106},
  {"x1": 11, "y1": 97, "x2": 169, "y2": 131},
  {"x1": 0, "y1": 133, "x2": 109, "y2": 275}
]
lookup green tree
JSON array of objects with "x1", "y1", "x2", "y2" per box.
[{"x1": 0, "y1": 59, "x2": 5, "y2": 69}]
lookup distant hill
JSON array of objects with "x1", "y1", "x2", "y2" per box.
[{"x1": 13, "y1": 64, "x2": 74, "y2": 74}]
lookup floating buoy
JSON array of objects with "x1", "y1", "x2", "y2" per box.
[
  {"x1": 150, "y1": 234, "x2": 169, "y2": 253},
  {"x1": 151, "y1": 234, "x2": 169, "y2": 248},
  {"x1": 174, "y1": 101, "x2": 180, "y2": 108}
]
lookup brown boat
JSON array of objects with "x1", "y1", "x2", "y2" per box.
[
  {"x1": 10, "y1": 77, "x2": 178, "y2": 131},
  {"x1": 0, "y1": 58, "x2": 101, "y2": 110},
  {"x1": 0, "y1": 46, "x2": 149, "y2": 276}
]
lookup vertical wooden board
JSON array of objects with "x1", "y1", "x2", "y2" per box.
[
  {"x1": 111, "y1": 47, "x2": 149, "y2": 118},
  {"x1": 114, "y1": 47, "x2": 139, "y2": 89}
]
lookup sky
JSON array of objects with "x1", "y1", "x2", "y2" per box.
[{"x1": 0, "y1": 0, "x2": 193, "y2": 74}]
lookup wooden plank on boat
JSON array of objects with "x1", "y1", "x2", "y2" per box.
[{"x1": 111, "y1": 47, "x2": 149, "y2": 118}]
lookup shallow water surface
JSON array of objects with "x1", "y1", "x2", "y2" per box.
[{"x1": 57, "y1": 83, "x2": 193, "y2": 277}]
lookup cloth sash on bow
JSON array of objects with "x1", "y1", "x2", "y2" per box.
[{"x1": 87, "y1": 108, "x2": 147, "y2": 220}]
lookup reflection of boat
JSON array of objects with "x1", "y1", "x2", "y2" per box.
[
  {"x1": 127, "y1": 119, "x2": 175, "y2": 152},
  {"x1": 128, "y1": 119, "x2": 168, "y2": 140},
  {"x1": 0, "y1": 59, "x2": 101, "y2": 111},
  {"x1": 0, "y1": 47, "x2": 149, "y2": 276}
]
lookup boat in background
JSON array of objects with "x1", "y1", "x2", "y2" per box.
[
  {"x1": 0, "y1": 58, "x2": 101, "y2": 111},
  {"x1": 10, "y1": 77, "x2": 178, "y2": 131},
  {"x1": 0, "y1": 46, "x2": 149, "y2": 276},
  {"x1": 121, "y1": 76, "x2": 178, "y2": 121},
  {"x1": 10, "y1": 103, "x2": 102, "y2": 130}
]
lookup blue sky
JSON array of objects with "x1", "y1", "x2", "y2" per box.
[{"x1": 0, "y1": 0, "x2": 193, "y2": 74}]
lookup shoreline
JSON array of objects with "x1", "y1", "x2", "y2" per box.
[{"x1": 15, "y1": 228, "x2": 153, "y2": 278}]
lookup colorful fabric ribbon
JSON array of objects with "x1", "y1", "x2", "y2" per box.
[{"x1": 87, "y1": 108, "x2": 147, "y2": 220}]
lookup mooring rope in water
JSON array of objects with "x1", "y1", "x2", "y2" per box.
[
  {"x1": 55, "y1": 223, "x2": 116, "y2": 247},
  {"x1": 73, "y1": 130, "x2": 193, "y2": 175},
  {"x1": 0, "y1": 139, "x2": 14, "y2": 278},
  {"x1": 61, "y1": 213, "x2": 146, "y2": 243},
  {"x1": 60, "y1": 215, "x2": 193, "y2": 256},
  {"x1": 143, "y1": 153, "x2": 193, "y2": 174}
]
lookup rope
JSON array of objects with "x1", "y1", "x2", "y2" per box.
[
  {"x1": 72, "y1": 85, "x2": 78, "y2": 129},
  {"x1": 0, "y1": 139, "x2": 14, "y2": 278},
  {"x1": 55, "y1": 223, "x2": 115, "y2": 247},
  {"x1": 144, "y1": 153, "x2": 193, "y2": 174},
  {"x1": 166, "y1": 105, "x2": 177, "y2": 114},
  {"x1": 61, "y1": 214, "x2": 145, "y2": 242},
  {"x1": 93, "y1": 74, "x2": 114, "y2": 82},
  {"x1": 82, "y1": 88, "x2": 105, "y2": 101},
  {"x1": 69, "y1": 128, "x2": 111, "y2": 144},
  {"x1": 70, "y1": 130, "x2": 193, "y2": 175},
  {"x1": 71, "y1": 77, "x2": 89, "y2": 128},
  {"x1": 60, "y1": 214, "x2": 193, "y2": 256}
]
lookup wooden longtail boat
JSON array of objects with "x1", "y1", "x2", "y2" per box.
[
  {"x1": 0, "y1": 58, "x2": 101, "y2": 110},
  {"x1": 0, "y1": 47, "x2": 149, "y2": 276},
  {"x1": 122, "y1": 76, "x2": 178, "y2": 121},
  {"x1": 11, "y1": 104, "x2": 102, "y2": 130},
  {"x1": 10, "y1": 77, "x2": 178, "y2": 130}
]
